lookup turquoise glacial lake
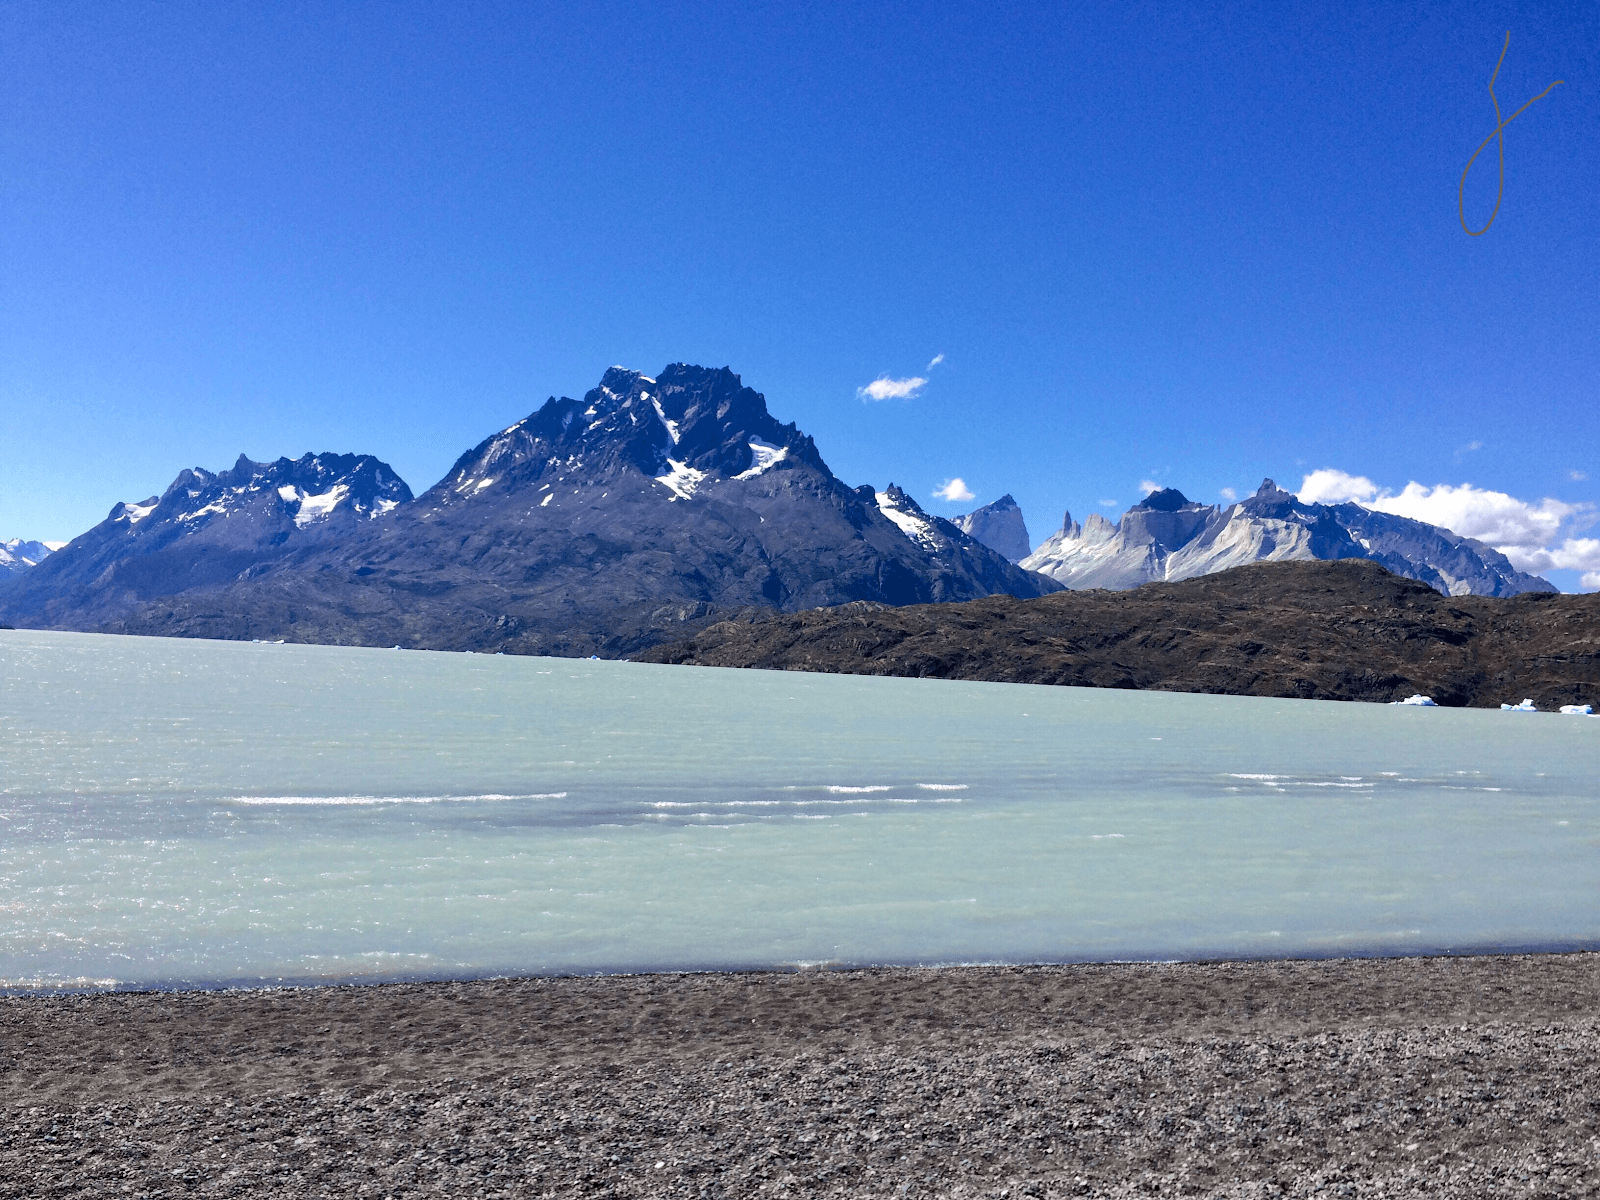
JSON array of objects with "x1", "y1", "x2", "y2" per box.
[{"x1": 2, "y1": 629, "x2": 1598, "y2": 990}]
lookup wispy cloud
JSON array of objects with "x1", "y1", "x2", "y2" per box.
[
  {"x1": 1099, "y1": 499, "x2": 1118, "y2": 508},
  {"x1": 858, "y1": 375, "x2": 927, "y2": 401},
  {"x1": 933, "y1": 478, "x2": 975, "y2": 503},
  {"x1": 1571, "y1": 470, "x2": 1587, "y2": 482},
  {"x1": 1454, "y1": 440, "x2": 1484, "y2": 458},
  {"x1": 1296, "y1": 468, "x2": 1599, "y2": 583},
  {"x1": 926, "y1": 353, "x2": 945, "y2": 370},
  {"x1": 1219, "y1": 487, "x2": 1237, "y2": 502}
]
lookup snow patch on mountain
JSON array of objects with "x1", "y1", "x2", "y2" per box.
[
  {"x1": 650, "y1": 395, "x2": 681, "y2": 445},
  {"x1": 655, "y1": 459, "x2": 705, "y2": 500},
  {"x1": 734, "y1": 437, "x2": 789, "y2": 480},
  {"x1": 876, "y1": 487, "x2": 941, "y2": 549},
  {"x1": 294, "y1": 484, "x2": 351, "y2": 527}
]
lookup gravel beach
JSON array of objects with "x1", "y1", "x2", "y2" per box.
[{"x1": 4, "y1": 954, "x2": 1598, "y2": 1198}]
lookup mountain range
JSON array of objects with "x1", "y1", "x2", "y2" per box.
[
  {"x1": 0, "y1": 538, "x2": 63, "y2": 582},
  {"x1": 1, "y1": 365, "x2": 1054, "y2": 653},
  {"x1": 1013, "y1": 481, "x2": 1553, "y2": 597},
  {"x1": 1, "y1": 364, "x2": 1560, "y2": 654}
]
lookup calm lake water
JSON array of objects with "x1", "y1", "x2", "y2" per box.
[{"x1": 2, "y1": 629, "x2": 1597, "y2": 990}]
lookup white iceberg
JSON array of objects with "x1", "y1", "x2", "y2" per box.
[
  {"x1": 1558, "y1": 704, "x2": 1594, "y2": 716},
  {"x1": 1393, "y1": 694, "x2": 1437, "y2": 707},
  {"x1": 1500, "y1": 698, "x2": 1538, "y2": 712}
]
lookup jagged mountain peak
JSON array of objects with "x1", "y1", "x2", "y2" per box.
[
  {"x1": 953, "y1": 494, "x2": 1032, "y2": 563},
  {"x1": 428, "y1": 363, "x2": 826, "y2": 507},
  {"x1": 1132, "y1": 487, "x2": 1197, "y2": 513},
  {"x1": 115, "y1": 452, "x2": 412, "y2": 532},
  {"x1": 1022, "y1": 481, "x2": 1553, "y2": 597},
  {"x1": 5, "y1": 362, "x2": 1061, "y2": 650}
]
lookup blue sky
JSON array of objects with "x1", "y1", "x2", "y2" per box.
[{"x1": 3, "y1": 1, "x2": 1598, "y2": 587}]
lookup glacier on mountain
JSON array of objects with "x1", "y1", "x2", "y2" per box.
[
  {"x1": 0, "y1": 538, "x2": 65, "y2": 582},
  {"x1": 1020, "y1": 479, "x2": 1554, "y2": 597}
]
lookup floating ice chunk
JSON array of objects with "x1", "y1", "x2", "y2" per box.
[
  {"x1": 1393, "y1": 694, "x2": 1437, "y2": 706},
  {"x1": 232, "y1": 792, "x2": 566, "y2": 806},
  {"x1": 1500, "y1": 698, "x2": 1538, "y2": 712},
  {"x1": 1559, "y1": 704, "x2": 1593, "y2": 715}
]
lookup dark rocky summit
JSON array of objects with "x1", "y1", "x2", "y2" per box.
[
  {"x1": 639, "y1": 558, "x2": 1600, "y2": 708},
  {"x1": 2, "y1": 365, "x2": 1057, "y2": 655},
  {"x1": 952, "y1": 493, "x2": 1032, "y2": 562}
]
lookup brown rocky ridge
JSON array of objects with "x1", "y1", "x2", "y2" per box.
[{"x1": 638, "y1": 558, "x2": 1600, "y2": 708}]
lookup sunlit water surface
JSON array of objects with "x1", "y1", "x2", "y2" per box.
[{"x1": 2, "y1": 630, "x2": 1597, "y2": 990}]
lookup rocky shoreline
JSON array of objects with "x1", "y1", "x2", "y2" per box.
[
  {"x1": 4, "y1": 953, "x2": 1598, "y2": 1197},
  {"x1": 640, "y1": 559, "x2": 1600, "y2": 710}
]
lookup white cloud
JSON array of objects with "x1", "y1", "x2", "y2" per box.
[
  {"x1": 1218, "y1": 487, "x2": 1237, "y2": 502},
  {"x1": 1583, "y1": 570, "x2": 1600, "y2": 590},
  {"x1": 1139, "y1": 479, "x2": 1161, "y2": 496},
  {"x1": 1571, "y1": 470, "x2": 1587, "y2": 481},
  {"x1": 1515, "y1": 537, "x2": 1600, "y2": 575},
  {"x1": 1297, "y1": 468, "x2": 1380, "y2": 505},
  {"x1": 926, "y1": 353, "x2": 945, "y2": 370},
  {"x1": 1099, "y1": 498, "x2": 1118, "y2": 507},
  {"x1": 1367, "y1": 483, "x2": 1575, "y2": 560},
  {"x1": 1455, "y1": 440, "x2": 1483, "y2": 456},
  {"x1": 857, "y1": 375, "x2": 927, "y2": 401},
  {"x1": 1296, "y1": 468, "x2": 1598, "y2": 579},
  {"x1": 932, "y1": 478, "x2": 975, "y2": 503}
]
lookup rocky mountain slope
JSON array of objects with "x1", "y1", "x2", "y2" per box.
[
  {"x1": 952, "y1": 494, "x2": 1031, "y2": 562},
  {"x1": 638, "y1": 559, "x2": 1600, "y2": 708},
  {"x1": 1, "y1": 453, "x2": 413, "y2": 629},
  {"x1": 1022, "y1": 480, "x2": 1553, "y2": 597},
  {"x1": 0, "y1": 538, "x2": 63, "y2": 583},
  {"x1": 4, "y1": 365, "x2": 1057, "y2": 653}
]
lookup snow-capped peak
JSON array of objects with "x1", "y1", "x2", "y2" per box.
[
  {"x1": 0, "y1": 537, "x2": 61, "y2": 579},
  {"x1": 876, "y1": 486, "x2": 941, "y2": 548}
]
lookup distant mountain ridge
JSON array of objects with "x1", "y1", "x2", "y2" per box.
[
  {"x1": 952, "y1": 494, "x2": 1031, "y2": 562},
  {"x1": 1, "y1": 453, "x2": 413, "y2": 629},
  {"x1": 1020, "y1": 480, "x2": 1553, "y2": 597},
  {"x1": 0, "y1": 538, "x2": 63, "y2": 583},
  {"x1": 3, "y1": 365, "x2": 1058, "y2": 653}
]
